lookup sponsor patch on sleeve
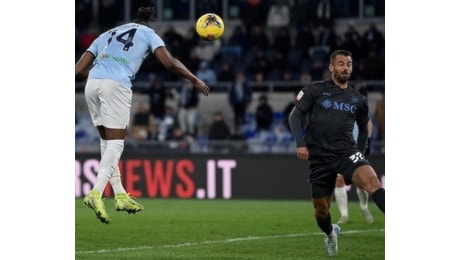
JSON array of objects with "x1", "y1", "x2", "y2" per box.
[{"x1": 296, "y1": 90, "x2": 304, "y2": 101}]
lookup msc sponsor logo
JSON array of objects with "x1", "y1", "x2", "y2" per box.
[{"x1": 321, "y1": 99, "x2": 357, "y2": 113}]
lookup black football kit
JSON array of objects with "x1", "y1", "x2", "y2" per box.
[{"x1": 289, "y1": 80, "x2": 370, "y2": 198}]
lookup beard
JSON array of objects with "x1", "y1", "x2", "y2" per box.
[{"x1": 334, "y1": 72, "x2": 350, "y2": 84}]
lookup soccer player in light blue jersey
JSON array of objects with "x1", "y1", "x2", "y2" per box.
[{"x1": 75, "y1": 5, "x2": 210, "y2": 224}]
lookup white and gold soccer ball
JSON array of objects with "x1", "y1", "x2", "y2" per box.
[{"x1": 195, "y1": 13, "x2": 225, "y2": 41}]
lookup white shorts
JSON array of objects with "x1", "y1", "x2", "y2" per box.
[{"x1": 84, "y1": 79, "x2": 132, "y2": 129}]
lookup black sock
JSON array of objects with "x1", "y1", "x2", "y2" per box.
[
  {"x1": 316, "y1": 212, "x2": 332, "y2": 235},
  {"x1": 371, "y1": 188, "x2": 385, "y2": 213}
]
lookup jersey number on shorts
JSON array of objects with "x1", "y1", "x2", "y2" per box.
[
  {"x1": 349, "y1": 152, "x2": 364, "y2": 163},
  {"x1": 107, "y1": 29, "x2": 137, "y2": 51}
]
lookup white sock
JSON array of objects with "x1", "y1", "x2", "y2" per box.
[
  {"x1": 92, "y1": 139, "x2": 124, "y2": 194},
  {"x1": 100, "y1": 138, "x2": 107, "y2": 156},
  {"x1": 110, "y1": 168, "x2": 127, "y2": 195},
  {"x1": 100, "y1": 139, "x2": 127, "y2": 195},
  {"x1": 356, "y1": 187, "x2": 369, "y2": 210},
  {"x1": 334, "y1": 186, "x2": 348, "y2": 218}
]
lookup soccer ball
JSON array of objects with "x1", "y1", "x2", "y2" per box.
[{"x1": 195, "y1": 13, "x2": 224, "y2": 41}]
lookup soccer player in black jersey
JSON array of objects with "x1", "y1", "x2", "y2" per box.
[{"x1": 288, "y1": 50, "x2": 385, "y2": 256}]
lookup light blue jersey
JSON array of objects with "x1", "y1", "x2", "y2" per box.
[{"x1": 87, "y1": 23, "x2": 165, "y2": 88}]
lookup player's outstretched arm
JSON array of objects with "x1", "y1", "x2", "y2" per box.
[{"x1": 154, "y1": 47, "x2": 210, "y2": 96}]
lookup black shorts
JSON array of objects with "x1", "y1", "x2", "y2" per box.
[{"x1": 308, "y1": 149, "x2": 370, "y2": 198}]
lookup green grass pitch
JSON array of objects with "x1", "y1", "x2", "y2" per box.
[{"x1": 76, "y1": 199, "x2": 385, "y2": 259}]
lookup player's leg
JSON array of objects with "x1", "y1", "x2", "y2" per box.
[
  {"x1": 99, "y1": 130, "x2": 128, "y2": 196},
  {"x1": 82, "y1": 80, "x2": 112, "y2": 224},
  {"x1": 98, "y1": 130, "x2": 126, "y2": 196},
  {"x1": 356, "y1": 187, "x2": 374, "y2": 223},
  {"x1": 86, "y1": 127, "x2": 125, "y2": 217},
  {"x1": 99, "y1": 134, "x2": 124, "y2": 193},
  {"x1": 312, "y1": 183, "x2": 340, "y2": 256},
  {"x1": 312, "y1": 195, "x2": 337, "y2": 234},
  {"x1": 97, "y1": 128, "x2": 125, "y2": 187},
  {"x1": 108, "y1": 160, "x2": 127, "y2": 195},
  {"x1": 334, "y1": 174, "x2": 348, "y2": 224},
  {"x1": 107, "y1": 133, "x2": 144, "y2": 216},
  {"x1": 91, "y1": 78, "x2": 130, "y2": 197},
  {"x1": 352, "y1": 165, "x2": 385, "y2": 213},
  {"x1": 104, "y1": 83, "x2": 145, "y2": 214},
  {"x1": 98, "y1": 126, "x2": 144, "y2": 214}
]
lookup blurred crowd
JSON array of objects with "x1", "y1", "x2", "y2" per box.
[
  {"x1": 76, "y1": 0, "x2": 384, "y2": 84},
  {"x1": 75, "y1": 0, "x2": 385, "y2": 153}
]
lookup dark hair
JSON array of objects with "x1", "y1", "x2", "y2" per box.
[
  {"x1": 137, "y1": 6, "x2": 156, "y2": 22},
  {"x1": 330, "y1": 50, "x2": 352, "y2": 63},
  {"x1": 137, "y1": 0, "x2": 156, "y2": 22}
]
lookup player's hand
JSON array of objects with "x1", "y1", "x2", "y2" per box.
[
  {"x1": 296, "y1": 147, "x2": 309, "y2": 161},
  {"x1": 194, "y1": 79, "x2": 211, "y2": 96}
]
